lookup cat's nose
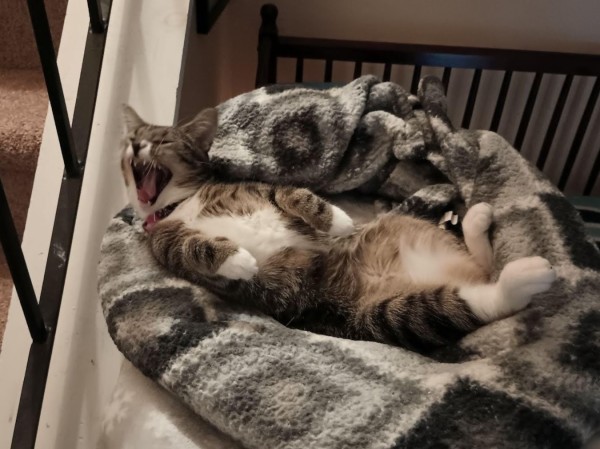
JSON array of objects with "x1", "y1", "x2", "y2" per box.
[{"x1": 131, "y1": 142, "x2": 141, "y2": 155}]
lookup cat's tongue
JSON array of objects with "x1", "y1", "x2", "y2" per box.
[
  {"x1": 143, "y1": 212, "x2": 159, "y2": 232},
  {"x1": 137, "y1": 169, "x2": 157, "y2": 204}
]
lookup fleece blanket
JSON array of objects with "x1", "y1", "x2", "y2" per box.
[{"x1": 98, "y1": 76, "x2": 600, "y2": 449}]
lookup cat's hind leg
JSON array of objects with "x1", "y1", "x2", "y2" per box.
[
  {"x1": 357, "y1": 256, "x2": 555, "y2": 350},
  {"x1": 376, "y1": 257, "x2": 554, "y2": 348},
  {"x1": 459, "y1": 256, "x2": 556, "y2": 322},
  {"x1": 462, "y1": 202, "x2": 494, "y2": 271}
]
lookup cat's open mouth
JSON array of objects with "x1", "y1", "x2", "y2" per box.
[{"x1": 131, "y1": 160, "x2": 172, "y2": 206}]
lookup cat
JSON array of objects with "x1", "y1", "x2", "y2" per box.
[{"x1": 119, "y1": 104, "x2": 556, "y2": 352}]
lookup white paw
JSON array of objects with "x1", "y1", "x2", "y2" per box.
[
  {"x1": 216, "y1": 248, "x2": 258, "y2": 280},
  {"x1": 498, "y1": 256, "x2": 556, "y2": 312},
  {"x1": 463, "y1": 202, "x2": 494, "y2": 236},
  {"x1": 329, "y1": 205, "x2": 354, "y2": 237}
]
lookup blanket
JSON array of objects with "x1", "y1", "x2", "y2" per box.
[{"x1": 98, "y1": 76, "x2": 600, "y2": 449}]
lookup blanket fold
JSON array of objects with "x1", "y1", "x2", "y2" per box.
[{"x1": 99, "y1": 76, "x2": 600, "y2": 449}]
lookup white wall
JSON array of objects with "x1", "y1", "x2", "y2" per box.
[
  {"x1": 0, "y1": 1, "x2": 194, "y2": 448},
  {"x1": 180, "y1": 0, "x2": 600, "y2": 112}
]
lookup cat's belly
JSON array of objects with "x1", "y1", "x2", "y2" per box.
[
  {"x1": 360, "y1": 245, "x2": 468, "y2": 287},
  {"x1": 399, "y1": 245, "x2": 473, "y2": 285},
  {"x1": 190, "y1": 208, "x2": 316, "y2": 263},
  {"x1": 355, "y1": 214, "x2": 487, "y2": 291}
]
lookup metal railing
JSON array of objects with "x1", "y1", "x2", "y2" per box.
[
  {"x1": 256, "y1": 3, "x2": 600, "y2": 194},
  {"x1": 0, "y1": 0, "x2": 113, "y2": 447}
]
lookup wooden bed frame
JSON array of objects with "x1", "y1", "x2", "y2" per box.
[{"x1": 255, "y1": 3, "x2": 600, "y2": 195}]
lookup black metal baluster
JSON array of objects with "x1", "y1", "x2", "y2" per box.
[
  {"x1": 411, "y1": 65, "x2": 422, "y2": 94},
  {"x1": 514, "y1": 72, "x2": 542, "y2": 150},
  {"x1": 353, "y1": 61, "x2": 362, "y2": 79},
  {"x1": 585, "y1": 146, "x2": 600, "y2": 195},
  {"x1": 383, "y1": 63, "x2": 392, "y2": 81},
  {"x1": 86, "y1": 0, "x2": 105, "y2": 33},
  {"x1": 11, "y1": 0, "x2": 114, "y2": 447},
  {"x1": 196, "y1": 0, "x2": 230, "y2": 34},
  {"x1": 558, "y1": 76, "x2": 600, "y2": 190},
  {"x1": 537, "y1": 74, "x2": 573, "y2": 170},
  {"x1": 26, "y1": 0, "x2": 80, "y2": 177},
  {"x1": 295, "y1": 57, "x2": 304, "y2": 83},
  {"x1": 255, "y1": 4, "x2": 278, "y2": 87},
  {"x1": 462, "y1": 68, "x2": 482, "y2": 129},
  {"x1": 324, "y1": 59, "x2": 333, "y2": 82},
  {"x1": 442, "y1": 67, "x2": 452, "y2": 92},
  {"x1": 490, "y1": 70, "x2": 512, "y2": 132},
  {"x1": 0, "y1": 178, "x2": 47, "y2": 343}
]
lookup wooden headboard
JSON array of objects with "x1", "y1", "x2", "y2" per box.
[{"x1": 255, "y1": 4, "x2": 600, "y2": 195}]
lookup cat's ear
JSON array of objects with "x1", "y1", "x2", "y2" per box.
[
  {"x1": 181, "y1": 108, "x2": 218, "y2": 153},
  {"x1": 121, "y1": 104, "x2": 145, "y2": 133}
]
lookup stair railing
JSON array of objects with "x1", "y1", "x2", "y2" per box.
[{"x1": 0, "y1": 1, "x2": 113, "y2": 448}]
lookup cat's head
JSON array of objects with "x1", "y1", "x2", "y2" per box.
[{"x1": 120, "y1": 105, "x2": 218, "y2": 220}]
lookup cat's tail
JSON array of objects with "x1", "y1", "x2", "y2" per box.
[{"x1": 357, "y1": 287, "x2": 483, "y2": 352}]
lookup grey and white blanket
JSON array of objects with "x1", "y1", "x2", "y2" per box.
[{"x1": 99, "y1": 76, "x2": 600, "y2": 449}]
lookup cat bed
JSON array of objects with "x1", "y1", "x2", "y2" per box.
[{"x1": 98, "y1": 76, "x2": 600, "y2": 449}]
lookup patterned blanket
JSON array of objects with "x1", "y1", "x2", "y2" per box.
[{"x1": 98, "y1": 76, "x2": 600, "y2": 449}]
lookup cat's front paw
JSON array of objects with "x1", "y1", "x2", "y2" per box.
[
  {"x1": 216, "y1": 248, "x2": 258, "y2": 280},
  {"x1": 329, "y1": 206, "x2": 354, "y2": 237}
]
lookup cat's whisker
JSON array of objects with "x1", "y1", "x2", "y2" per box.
[
  {"x1": 155, "y1": 134, "x2": 169, "y2": 151},
  {"x1": 175, "y1": 114, "x2": 195, "y2": 127}
]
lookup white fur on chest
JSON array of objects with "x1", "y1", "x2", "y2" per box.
[{"x1": 181, "y1": 206, "x2": 314, "y2": 263}]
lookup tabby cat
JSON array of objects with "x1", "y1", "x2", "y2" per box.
[{"x1": 119, "y1": 105, "x2": 556, "y2": 352}]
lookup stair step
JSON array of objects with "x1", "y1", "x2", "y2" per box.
[
  {"x1": 0, "y1": 68, "x2": 47, "y2": 172},
  {"x1": 0, "y1": 69, "x2": 46, "y2": 349},
  {"x1": 0, "y1": 0, "x2": 68, "y2": 70}
]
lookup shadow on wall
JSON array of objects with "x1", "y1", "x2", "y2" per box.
[{"x1": 178, "y1": 0, "x2": 600, "y2": 113}]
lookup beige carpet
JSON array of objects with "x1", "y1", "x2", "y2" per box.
[
  {"x1": 0, "y1": 0, "x2": 67, "y2": 69},
  {"x1": 0, "y1": 69, "x2": 47, "y2": 347},
  {"x1": 0, "y1": 0, "x2": 67, "y2": 349}
]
